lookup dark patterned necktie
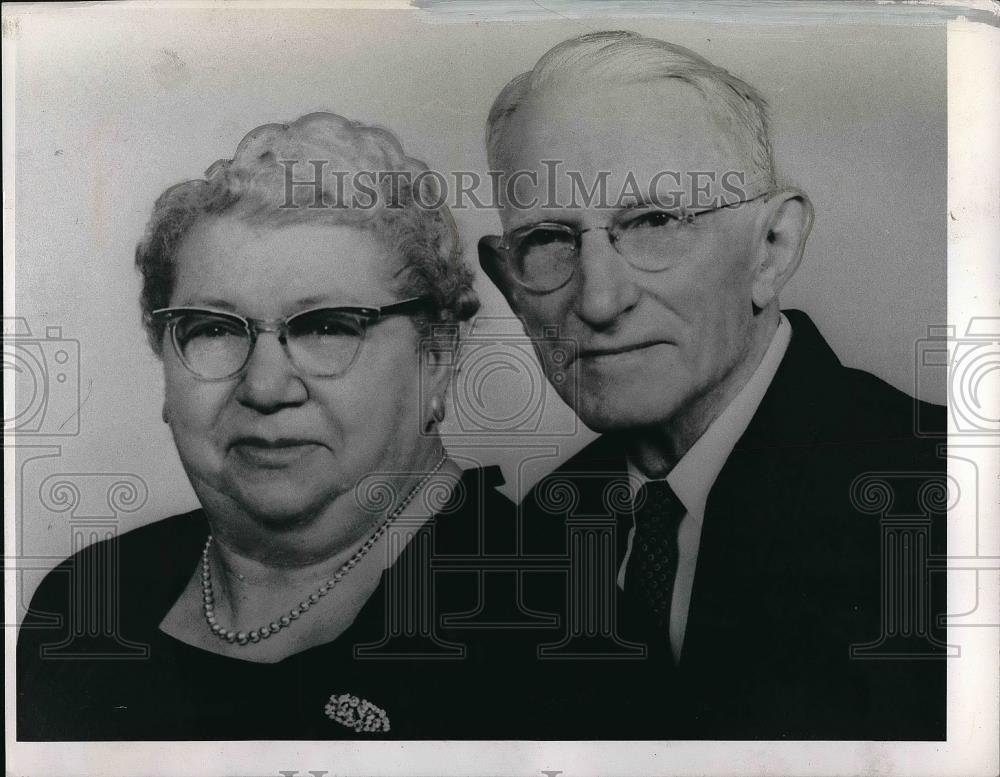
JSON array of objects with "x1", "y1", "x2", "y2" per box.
[{"x1": 625, "y1": 479, "x2": 686, "y2": 642}]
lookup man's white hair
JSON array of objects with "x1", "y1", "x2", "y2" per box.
[{"x1": 486, "y1": 30, "x2": 776, "y2": 189}]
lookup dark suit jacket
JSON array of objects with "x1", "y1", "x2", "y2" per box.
[{"x1": 512, "y1": 310, "x2": 947, "y2": 740}]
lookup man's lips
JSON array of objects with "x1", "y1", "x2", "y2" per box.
[{"x1": 578, "y1": 340, "x2": 670, "y2": 360}]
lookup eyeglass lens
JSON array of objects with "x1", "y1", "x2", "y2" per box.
[
  {"x1": 510, "y1": 211, "x2": 694, "y2": 291},
  {"x1": 172, "y1": 310, "x2": 367, "y2": 379}
]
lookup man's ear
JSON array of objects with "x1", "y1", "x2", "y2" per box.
[
  {"x1": 751, "y1": 188, "x2": 814, "y2": 309},
  {"x1": 478, "y1": 235, "x2": 518, "y2": 307}
]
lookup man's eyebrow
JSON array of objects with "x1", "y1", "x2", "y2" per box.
[
  {"x1": 616, "y1": 194, "x2": 678, "y2": 211},
  {"x1": 613, "y1": 196, "x2": 681, "y2": 214},
  {"x1": 509, "y1": 216, "x2": 581, "y2": 231}
]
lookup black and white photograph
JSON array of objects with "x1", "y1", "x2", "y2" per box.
[{"x1": 4, "y1": 1, "x2": 998, "y2": 775}]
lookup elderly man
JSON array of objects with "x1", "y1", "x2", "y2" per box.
[{"x1": 478, "y1": 31, "x2": 947, "y2": 739}]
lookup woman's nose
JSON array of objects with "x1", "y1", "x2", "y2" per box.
[
  {"x1": 573, "y1": 228, "x2": 640, "y2": 328},
  {"x1": 234, "y1": 333, "x2": 308, "y2": 412}
]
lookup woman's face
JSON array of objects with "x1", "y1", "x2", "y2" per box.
[{"x1": 163, "y1": 216, "x2": 437, "y2": 534}]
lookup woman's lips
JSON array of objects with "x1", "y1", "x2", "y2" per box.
[{"x1": 230, "y1": 438, "x2": 322, "y2": 468}]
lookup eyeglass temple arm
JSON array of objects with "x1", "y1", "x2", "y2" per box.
[{"x1": 375, "y1": 296, "x2": 432, "y2": 318}]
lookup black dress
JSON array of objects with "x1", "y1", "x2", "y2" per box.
[{"x1": 17, "y1": 466, "x2": 527, "y2": 740}]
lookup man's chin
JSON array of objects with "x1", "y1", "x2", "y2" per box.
[{"x1": 572, "y1": 392, "x2": 683, "y2": 434}]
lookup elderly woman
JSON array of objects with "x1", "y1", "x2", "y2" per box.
[{"x1": 18, "y1": 112, "x2": 517, "y2": 740}]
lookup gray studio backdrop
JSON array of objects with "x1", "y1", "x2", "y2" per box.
[{"x1": 10, "y1": 7, "x2": 945, "y2": 603}]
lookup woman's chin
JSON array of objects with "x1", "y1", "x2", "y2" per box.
[{"x1": 225, "y1": 480, "x2": 344, "y2": 529}]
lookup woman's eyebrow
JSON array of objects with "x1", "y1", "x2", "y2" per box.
[
  {"x1": 177, "y1": 298, "x2": 239, "y2": 311},
  {"x1": 291, "y1": 294, "x2": 365, "y2": 308},
  {"x1": 292, "y1": 295, "x2": 331, "y2": 308}
]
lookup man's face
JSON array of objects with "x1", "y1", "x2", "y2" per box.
[{"x1": 492, "y1": 80, "x2": 770, "y2": 433}]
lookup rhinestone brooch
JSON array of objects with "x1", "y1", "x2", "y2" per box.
[{"x1": 324, "y1": 693, "x2": 390, "y2": 733}]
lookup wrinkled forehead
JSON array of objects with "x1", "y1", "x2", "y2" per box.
[{"x1": 496, "y1": 80, "x2": 764, "y2": 216}]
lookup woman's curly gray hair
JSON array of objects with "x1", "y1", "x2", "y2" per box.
[{"x1": 135, "y1": 111, "x2": 479, "y2": 355}]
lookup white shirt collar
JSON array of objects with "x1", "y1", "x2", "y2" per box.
[{"x1": 628, "y1": 313, "x2": 792, "y2": 521}]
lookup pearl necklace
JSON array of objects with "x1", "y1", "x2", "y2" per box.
[{"x1": 201, "y1": 453, "x2": 448, "y2": 647}]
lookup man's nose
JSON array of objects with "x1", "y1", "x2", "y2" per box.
[
  {"x1": 234, "y1": 333, "x2": 308, "y2": 412},
  {"x1": 573, "y1": 228, "x2": 640, "y2": 328}
]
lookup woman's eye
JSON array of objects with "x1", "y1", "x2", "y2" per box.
[
  {"x1": 181, "y1": 319, "x2": 241, "y2": 341},
  {"x1": 294, "y1": 313, "x2": 360, "y2": 338},
  {"x1": 315, "y1": 321, "x2": 351, "y2": 336}
]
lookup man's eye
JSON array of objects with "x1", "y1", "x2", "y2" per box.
[
  {"x1": 519, "y1": 228, "x2": 573, "y2": 250},
  {"x1": 625, "y1": 211, "x2": 680, "y2": 230}
]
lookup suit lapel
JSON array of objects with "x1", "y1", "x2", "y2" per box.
[{"x1": 679, "y1": 311, "x2": 846, "y2": 670}]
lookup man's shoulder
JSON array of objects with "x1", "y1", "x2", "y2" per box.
[
  {"x1": 518, "y1": 436, "x2": 632, "y2": 552},
  {"x1": 771, "y1": 310, "x2": 945, "y2": 444},
  {"x1": 836, "y1": 364, "x2": 945, "y2": 436},
  {"x1": 810, "y1": 359, "x2": 945, "y2": 462},
  {"x1": 750, "y1": 315, "x2": 947, "y2": 517},
  {"x1": 544, "y1": 434, "x2": 626, "y2": 476},
  {"x1": 429, "y1": 465, "x2": 517, "y2": 555},
  {"x1": 521, "y1": 435, "x2": 628, "y2": 505}
]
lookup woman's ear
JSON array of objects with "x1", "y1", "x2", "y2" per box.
[
  {"x1": 419, "y1": 330, "x2": 458, "y2": 434},
  {"x1": 420, "y1": 326, "x2": 457, "y2": 383},
  {"x1": 478, "y1": 235, "x2": 518, "y2": 307},
  {"x1": 751, "y1": 188, "x2": 814, "y2": 309}
]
